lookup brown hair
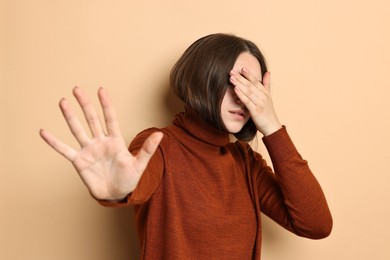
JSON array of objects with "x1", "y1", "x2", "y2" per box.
[{"x1": 170, "y1": 33, "x2": 268, "y2": 141}]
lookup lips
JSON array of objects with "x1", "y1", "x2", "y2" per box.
[{"x1": 229, "y1": 110, "x2": 247, "y2": 119}]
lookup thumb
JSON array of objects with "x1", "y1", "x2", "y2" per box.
[{"x1": 135, "y1": 132, "x2": 164, "y2": 170}]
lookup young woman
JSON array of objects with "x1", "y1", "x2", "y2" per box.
[{"x1": 40, "y1": 33, "x2": 332, "y2": 259}]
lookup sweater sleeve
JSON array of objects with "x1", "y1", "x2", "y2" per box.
[
  {"x1": 98, "y1": 128, "x2": 164, "y2": 207},
  {"x1": 255, "y1": 126, "x2": 333, "y2": 239}
]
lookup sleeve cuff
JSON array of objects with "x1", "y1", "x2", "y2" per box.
[
  {"x1": 95, "y1": 194, "x2": 131, "y2": 208},
  {"x1": 262, "y1": 126, "x2": 301, "y2": 163}
]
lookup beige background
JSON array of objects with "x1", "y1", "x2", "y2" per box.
[{"x1": 2, "y1": 0, "x2": 389, "y2": 259}]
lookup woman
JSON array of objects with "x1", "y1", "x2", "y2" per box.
[{"x1": 40, "y1": 33, "x2": 332, "y2": 259}]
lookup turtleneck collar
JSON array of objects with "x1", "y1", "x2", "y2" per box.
[{"x1": 172, "y1": 108, "x2": 230, "y2": 147}]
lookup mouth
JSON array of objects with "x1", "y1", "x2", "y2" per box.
[{"x1": 229, "y1": 110, "x2": 247, "y2": 119}]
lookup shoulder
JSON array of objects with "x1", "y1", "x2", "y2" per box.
[{"x1": 129, "y1": 126, "x2": 177, "y2": 153}]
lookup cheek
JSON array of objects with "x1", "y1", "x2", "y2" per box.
[
  {"x1": 222, "y1": 88, "x2": 235, "y2": 105},
  {"x1": 220, "y1": 90, "x2": 230, "y2": 110}
]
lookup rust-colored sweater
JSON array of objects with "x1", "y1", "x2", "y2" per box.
[{"x1": 100, "y1": 110, "x2": 332, "y2": 259}]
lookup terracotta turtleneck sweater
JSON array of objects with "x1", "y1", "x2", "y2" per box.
[{"x1": 99, "y1": 110, "x2": 332, "y2": 260}]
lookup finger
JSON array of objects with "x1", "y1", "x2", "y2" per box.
[
  {"x1": 59, "y1": 98, "x2": 91, "y2": 146},
  {"x1": 73, "y1": 87, "x2": 105, "y2": 138},
  {"x1": 262, "y1": 71, "x2": 271, "y2": 91},
  {"x1": 230, "y1": 71, "x2": 262, "y2": 106},
  {"x1": 230, "y1": 69, "x2": 263, "y2": 92},
  {"x1": 134, "y1": 132, "x2": 164, "y2": 172},
  {"x1": 240, "y1": 67, "x2": 261, "y2": 85},
  {"x1": 40, "y1": 129, "x2": 77, "y2": 161},
  {"x1": 233, "y1": 86, "x2": 258, "y2": 112},
  {"x1": 98, "y1": 87, "x2": 122, "y2": 137}
]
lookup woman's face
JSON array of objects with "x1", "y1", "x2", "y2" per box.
[{"x1": 221, "y1": 52, "x2": 262, "y2": 133}]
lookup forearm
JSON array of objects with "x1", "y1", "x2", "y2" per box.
[{"x1": 261, "y1": 127, "x2": 333, "y2": 238}]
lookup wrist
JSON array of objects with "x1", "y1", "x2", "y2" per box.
[
  {"x1": 258, "y1": 121, "x2": 282, "y2": 136},
  {"x1": 253, "y1": 110, "x2": 282, "y2": 136},
  {"x1": 257, "y1": 117, "x2": 282, "y2": 136},
  {"x1": 105, "y1": 181, "x2": 136, "y2": 201}
]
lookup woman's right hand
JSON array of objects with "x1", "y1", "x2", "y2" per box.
[{"x1": 40, "y1": 87, "x2": 163, "y2": 201}]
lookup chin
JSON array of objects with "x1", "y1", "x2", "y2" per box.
[{"x1": 226, "y1": 125, "x2": 245, "y2": 134}]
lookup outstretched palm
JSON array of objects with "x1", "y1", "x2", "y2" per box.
[{"x1": 40, "y1": 87, "x2": 163, "y2": 200}]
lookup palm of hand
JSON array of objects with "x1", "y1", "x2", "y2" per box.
[
  {"x1": 40, "y1": 87, "x2": 163, "y2": 201},
  {"x1": 72, "y1": 135, "x2": 135, "y2": 200}
]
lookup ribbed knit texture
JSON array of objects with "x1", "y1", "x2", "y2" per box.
[{"x1": 99, "y1": 109, "x2": 332, "y2": 259}]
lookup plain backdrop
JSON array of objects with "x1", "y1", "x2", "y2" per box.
[{"x1": 1, "y1": 0, "x2": 389, "y2": 259}]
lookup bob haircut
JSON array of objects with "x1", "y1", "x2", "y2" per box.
[{"x1": 170, "y1": 33, "x2": 268, "y2": 141}]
